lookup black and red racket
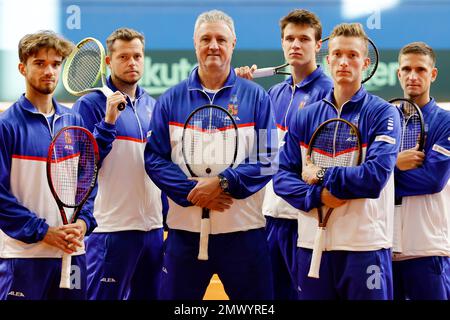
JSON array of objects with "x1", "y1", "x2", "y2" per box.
[
  {"x1": 306, "y1": 118, "x2": 362, "y2": 278},
  {"x1": 47, "y1": 126, "x2": 99, "y2": 289},
  {"x1": 182, "y1": 105, "x2": 238, "y2": 260}
]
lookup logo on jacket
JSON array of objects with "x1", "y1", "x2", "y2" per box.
[
  {"x1": 298, "y1": 94, "x2": 310, "y2": 110},
  {"x1": 227, "y1": 95, "x2": 239, "y2": 117},
  {"x1": 8, "y1": 291, "x2": 25, "y2": 297}
]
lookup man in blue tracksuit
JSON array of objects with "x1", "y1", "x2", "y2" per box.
[
  {"x1": 237, "y1": 9, "x2": 333, "y2": 300},
  {"x1": 274, "y1": 23, "x2": 401, "y2": 300},
  {"x1": 392, "y1": 42, "x2": 450, "y2": 300},
  {"x1": 0, "y1": 31, "x2": 97, "y2": 300},
  {"x1": 72, "y1": 28, "x2": 164, "y2": 300},
  {"x1": 144, "y1": 10, "x2": 277, "y2": 300}
]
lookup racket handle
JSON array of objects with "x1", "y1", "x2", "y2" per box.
[
  {"x1": 308, "y1": 227, "x2": 326, "y2": 279},
  {"x1": 117, "y1": 102, "x2": 126, "y2": 111},
  {"x1": 198, "y1": 218, "x2": 210, "y2": 261},
  {"x1": 252, "y1": 67, "x2": 276, "y2": 78},
  {"x1": 59, "y1": 253, "x2": 72, "y2": 289},
  {"x1": 393, "y1": 205, "x2": 403, "y2": 253}
]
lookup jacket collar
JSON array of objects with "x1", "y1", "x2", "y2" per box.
[
  {"x1": 285, "y1": 65, "x2": 326, "y2": 88},
  {"x1": 187, "y1": 66, "x2": 236, "y2": 91},
  {"x1": 106, "y1": 76, "x2": 146, "y2": 99},
  {"x1": 18, "y1": 94, "x2": 66, "y2": 115}
]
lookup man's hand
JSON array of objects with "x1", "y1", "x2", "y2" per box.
[
  {"x1": 42, "y1": 226, "x2": 77, "y2": 254},
  {"x1": 60, "y1": 219, "x2": 87, "y2": 252},
  {"x1": 203, "y1": 193, "x2": 234, "y2": 212},
  {"x1": 187, "y1": 176, "x2": 234, "y2": 210},
  {"x1": 187, "y1": 176, "x2": 223, "y2": 208},
  {"x1": 321, "y1": 188, "x2": 347, "y2": 208},
  {"x1": 234, "y1": 64, "x2": 257, "y2": 80},
  {"x1": 396, "y1": 146, "x2": 425, "y2": 171},
  {"x1": 104, "y1": 91, "x2": 127, "y2": 125},
  {"x1": 302, "y1": 156, "x2": 322, "y2": 185}
]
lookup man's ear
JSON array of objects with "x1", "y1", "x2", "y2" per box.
[
  {"x1": 431, "y1": 67, "x2": 438, "y2": 82},
  {"x1": 18, "y1": 62, "x2": 26, "y2": 76}
]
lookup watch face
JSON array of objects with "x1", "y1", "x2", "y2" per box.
[
  {"x1": 317, "y1": 169, "x2": 325, "y2": 178},
  {"x1": 220, "y1": 177, "x2": 229, "y2": 190}
]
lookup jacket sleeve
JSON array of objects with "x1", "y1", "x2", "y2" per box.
[
  {"x1": 395, "y1": 120, "x2": 450, "y2": 197},
  {"x1": 0, "y1": 122, "x2": 49, "y2": 243},
  {"x1": 273, "y1": 110, "x2": 324, "y2": 212},
  {"x1": 323, "y1": 103, "x2": 401, "y2": 199},
  {"x1": 220, "y1": 93, "x2": 278, "y2": 199},
  {"x1": 144, "y1": 99, "x2": 197, "y2": 207}
]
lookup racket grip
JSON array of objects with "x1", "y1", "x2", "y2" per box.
[
  {"x1": 198, "y1": 218, "x2": 210, "y2": 261},
  {"x1": 308, "y1": 227, "x2": 325, "y2": 279},
  {"x1": 117, "y1": 102, "x2": 126, "y2": 111},
  {"x1": 252, "y1": 67, "x2": 276, "y2": 78},
  {"x1": 59, "y1": 253, "x2": 72, "y2": 289},
  {"x1": 393, "y1": 205, "x2": 403, "y2": 253}
]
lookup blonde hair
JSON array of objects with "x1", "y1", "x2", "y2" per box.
[
  {"x1": 18, "y1": 30, "x2": 74, "y2": 63},
  {"x1": 329, "y1": 23, "x2": 368, "y2": 55},
  {"x1": 106, "y1": 28, "x2": 145, "y2": 54},
  {"x1": 194, "y1": 10, "x2": 235, "y2": 37}
]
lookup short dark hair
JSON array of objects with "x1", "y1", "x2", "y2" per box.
[
  {"x1": 106, "y1": 28, "x2": 145, "y2": 55},
  {"x1": 279, "y1": 9, "x2": 322, "y2": 41},
  {"x1": 398, "y1": 42, "x2": 436, "y2": 67},
  {"x1": 18, "y1": 30, "x2": 74, "y2": 63}
]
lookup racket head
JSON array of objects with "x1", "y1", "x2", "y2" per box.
[
  {"x1": 307, "y1": 118, "x2": 363, "y2": 169},
  {"x1": 317, "y1": 36, "x2": 379, "y2": 83},
  {"x1": 389, "y1": 97, "x2": 425, "y2": 152},
  {"x1": 62, "y1": 37, "x2": 106, "y2": 96},
  {"x1": 182, "y1": 105, "x2": 239, "y2": 178},
  {"x1": 47, "y1": 126, "x2": 99, "y2": 223}
]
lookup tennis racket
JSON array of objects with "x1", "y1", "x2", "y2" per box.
[
  {"x1": 254, "y1": 36, "x2": 378, "y2": 83},
  {"x1": 389, "y1": 98, "x2": 425, "y2": 152},
  {"x1": 47, "y1": 126, "x2": 99, "y2": 289},
  {"x1": 181, "y1": 105, "x2": 239, "y2": 260},
  {"x1": 389, "y1": 98, "x2": 425, "y2": 253},
  {"x1": 62, "y1": 37, "x2": 125, "y2": 111},
  {"x1": 307, "y1": 118, "x2": 362, "y2": 278}
]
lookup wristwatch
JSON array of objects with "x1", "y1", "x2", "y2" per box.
[
  {"x1": 316, "y1": 167, "x2": 326, "y2": 184},
  {"x1": 218, "y1": 174, "x2": 229, "y2": 192}
]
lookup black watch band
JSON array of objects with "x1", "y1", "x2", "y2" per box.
[{"x1": 316, "y1": 167, "x2": 326, "y2": 184}]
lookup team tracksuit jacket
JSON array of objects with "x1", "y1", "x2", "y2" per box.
[
  {"x1": 262, "y1": 66, "x2": 333, "y2": 220},
  {"x1": 274, "y1": 87, "x2": 401, "y2": 251},
  {"x1": 393, "y1": 98, "x2": 450, "y2": 259},
  {"x1": 72, "y1": 77, "x2": 162, "y2": 232},
  {"x1": 144, "y1": 67, "x2": 277, "y2": 234},
  {"x1": 0, "y1": 95, "x2": 97, "y2": 258}
]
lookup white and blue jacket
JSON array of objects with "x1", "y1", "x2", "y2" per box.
[
  {"x1": 274, "y1": 87, "x2": 401, "y2": 251},
  {"x1": 262, "y1": 66, "x2": 333, "y2": 220},
  {"x1": 0, "y1": 95, "x2": 97, "y2": 258},
  {"x1": 393, "y1": 98, "x2": 450, "y2": 259},
  {"x1": 144, "y1": 67, "x2": 277, "y2": 234},
  {"x1": 72, "y1": 77, "x2": 163, "y2": 232}
]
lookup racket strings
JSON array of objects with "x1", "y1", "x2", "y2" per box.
[
  {"x1": 183, "y1": 108, "x2": 238, "y2": 177},
  {"x1": 66, "y1": 41, "x2": 102, "y2": 93},
  {"x1": 391, "y1": 101, "x2": 422, "y2": 151},
  {"x1": 310, "y1": 121, "x2": 361, "y2": 168},
  {"x1": 50, "y1": 129, "x2": 97, "y2": 208}
]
